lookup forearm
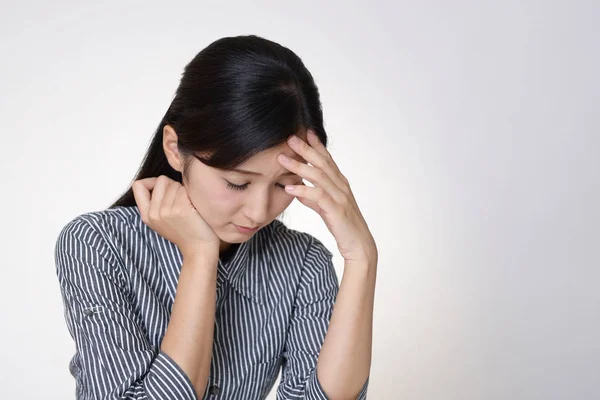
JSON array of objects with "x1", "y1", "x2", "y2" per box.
[
  {"x1": 317, "y1": 255, "x2": 378, "y2": 399},
  {"x1": 160, "y1": 249, "x2": 220, "y2": 399}
]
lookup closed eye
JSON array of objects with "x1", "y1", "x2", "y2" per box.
[
  {"x1": 225, "y1": 181, "x2": 249, "y2": 191},
  {"x1": 225, "y1": 180, "x2": 300, "y2": 191}
]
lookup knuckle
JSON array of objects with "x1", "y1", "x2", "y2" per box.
[
  {"x1": 148, "y1": 211, "x2": 159, "y2": 221},
  {"x1": 157, "y1": 175, "x2": 171, "y2": 185}
]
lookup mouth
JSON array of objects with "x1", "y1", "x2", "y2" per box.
[{"x1": 233, "y1": 223, "x2": 259, "y2": 233}]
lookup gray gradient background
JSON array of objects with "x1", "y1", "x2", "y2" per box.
[{"x1": 1, "y1": 1, "x2": 598, "y2": 399}]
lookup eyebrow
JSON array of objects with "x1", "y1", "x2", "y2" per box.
[{"x1": 230, "y1": 168, "x2": 298, "y2": 177}]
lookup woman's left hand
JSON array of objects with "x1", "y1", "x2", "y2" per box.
[{"x1": 278, "y1": 130, "x2": 378, "y2": 263}]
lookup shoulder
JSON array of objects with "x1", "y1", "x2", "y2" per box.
[
  {"x1": 56, "y1": 206, "x2": 144, "y2": 237},
  {"x1": 54, "y1": 206, "x2": 144, "y2": 271},
  {"x1": 261, "y1": 219, "x2": 334, "y2": 268},
  {"x1": 262, "y1": 220, "x2": 339, "y2": 296}
]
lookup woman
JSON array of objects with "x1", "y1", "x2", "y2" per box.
[{"x1": 55, "y1": 34, "x2": 377, "y2": 400}]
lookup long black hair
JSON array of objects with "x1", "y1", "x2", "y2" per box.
[{"x1": 110, "y1": 34, "x2": 328, "y2": 209}]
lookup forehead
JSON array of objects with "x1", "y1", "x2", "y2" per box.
[{"x1": 243, "y1": 136, "x2": 307, "y2": 166}]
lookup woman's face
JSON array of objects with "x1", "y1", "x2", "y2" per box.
[{"x1": 163, "y1": 126, "x2": 307, "y2": 251}]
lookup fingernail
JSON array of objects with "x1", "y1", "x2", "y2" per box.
[{"x1": 279, "y1": 154, "x2": 290, "y2": 163}]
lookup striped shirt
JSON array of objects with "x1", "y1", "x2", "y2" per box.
[{"x1": 54, "y1": 206, "x2": 370, "y2": 399}]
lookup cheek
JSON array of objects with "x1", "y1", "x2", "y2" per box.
[
  {"x1": 273, "y1": 192, "x2": 296, "y2": 213},
  {"x1": 206, "y1": 185, "x2": 240, "y2": 210},
  {"x1": 188, "y1": 181, "x2": 237, "y2": 220}
]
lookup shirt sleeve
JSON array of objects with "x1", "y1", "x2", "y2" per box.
[
  {"x1": 54, "y1": 217, "x2": 199, "y2": 400},
  {"x1": 276, "y1": 236, "x2": 370, "y2": 400}
]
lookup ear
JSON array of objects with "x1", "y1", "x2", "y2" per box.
[{"x1": 163, "y1": 125, "x2": 184, "y2": 172}]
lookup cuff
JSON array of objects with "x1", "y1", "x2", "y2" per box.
[
  {"x1": 307, "y1": 366, "x2": 370, "y2": 400},
  {"x1": 144, "y1": 350, "x2": 198, "y2": 400}
]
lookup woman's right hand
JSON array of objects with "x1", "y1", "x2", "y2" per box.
[{"x1": 132, "y1": 175, "x2": 220, "y2": 258}]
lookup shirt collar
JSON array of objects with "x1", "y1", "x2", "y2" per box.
[
  {"x1": 144, "y1": 220, "x2": 267, "y2": 306},
  {"x1": 219, "y1": 236, "x2": 266, "y2": 305}
]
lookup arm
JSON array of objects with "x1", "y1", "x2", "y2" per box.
[
  {"x1": 316, "y1": 249, "x2": 376, "y2": 399},
  {"x1": 55, "y1": 218, "x2": 218, "y2": 399},
  {"x1": 276, "y1": 238, "x2": 372, "y2": 400},
  {"x1": 160, "y1": 248, "x2": 219, "y2": 398}
]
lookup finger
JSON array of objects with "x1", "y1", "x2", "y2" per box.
[
  {"x1": 173, "y1": 183, "x2": 188, "y2": 207},
  {"x1": 162, "y1": 180, "x2": 180, "y2": 211},
  {"x1": 132, "y1": 177, "x2": 157, "y2": 219},
  {"x1": 306, "y1": 130, "x2": 346, "y2": 186},
  {"x1": 174, "y1": 184, "x2": 195, "y2": 212},
  {"x1": 287, "y1": 134, "x2": 323, "y2": 170},
  {"x1": 279, "y1": 155, "x2": 346, "y2": 204},
  {"x1": 296, "y1": 194, "x2": 322, "y2": 215},
  {"x1": 288, "y1": 132, "x2": 348, "y2": 192},
  {"x1": 286, "y1": 184, "x2": 338, "y2": 215},
  {"x1": 305, "y1": 129, "x2": 330, "y2": 158},
  {"x1": 149, "y1": 175, "x2": 171, "y2": 220}
]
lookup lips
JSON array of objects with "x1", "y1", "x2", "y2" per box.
[{"x1": 234, "y1": 224, "x2": 259, "y2": 230}]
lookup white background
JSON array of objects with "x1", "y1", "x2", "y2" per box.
[{"x1": 1, "y1": 1, "x2": 598, "y2": 399}]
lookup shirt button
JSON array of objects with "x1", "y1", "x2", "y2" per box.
[{"x1": 209, "y1": 385, "x2": 221, "y2": 395}]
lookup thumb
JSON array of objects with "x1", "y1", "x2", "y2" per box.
[
  {"x1": 132, "y1": 177, "x2": 157, "y2": 217},
  {"x1": 297, "y1": 195, "x2": 321, "y2": 214}
]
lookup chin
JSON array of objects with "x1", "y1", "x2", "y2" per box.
[{"x1": 216, "y1": 224, "x2": 251, "y2": 242}]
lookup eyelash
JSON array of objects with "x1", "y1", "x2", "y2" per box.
[{"x1": 225, "y1": 181, "x2": 289, "y2": 191}]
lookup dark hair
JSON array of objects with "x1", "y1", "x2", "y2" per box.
[{"x1": 110, "y1": 34, "x2": 328, "y2": 209}]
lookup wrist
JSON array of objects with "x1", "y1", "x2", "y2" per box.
[
  {"x1": 181, "y1": 246, "x2": 220, "y2": 264},
  {"x1": 344, "y1": 245, "x2": 378, "y2": 265}
]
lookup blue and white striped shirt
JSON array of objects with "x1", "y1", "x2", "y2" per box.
[{"x1": 54, "y1": 206, "x2": 369, "y2": 399}]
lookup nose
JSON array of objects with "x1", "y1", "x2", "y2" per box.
[{"x1": 243, "y1": 189, "x2": 270, "y2": 226}]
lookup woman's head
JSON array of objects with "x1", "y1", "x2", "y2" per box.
[{"x1": 110, "y1": 34, "x2": 329, "y2": 245}]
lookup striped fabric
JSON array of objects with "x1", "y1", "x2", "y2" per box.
[{"x1": 54, "y1": 206, "x2": 369, "y2": 399}]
